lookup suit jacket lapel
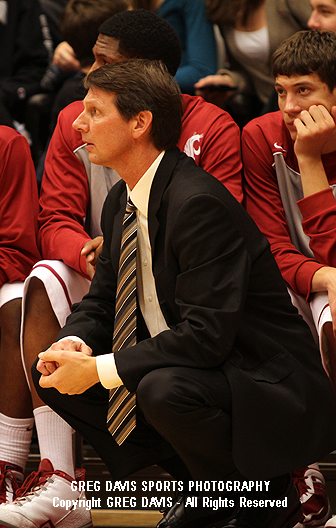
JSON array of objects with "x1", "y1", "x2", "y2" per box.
[{"x1": 148, "y1": 147, "x2": 181, "y2": 252}]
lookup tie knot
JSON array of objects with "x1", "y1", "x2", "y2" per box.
[{"x1": 126, "y1": 199, "x2": 136, "y2": 213}]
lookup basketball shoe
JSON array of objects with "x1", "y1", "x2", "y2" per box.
[
  {"x1": 293, "y1": 464, "x2": 330, "y2": 527},
  {"x1": 0, "y1": 458, "x2": 92, "y2": 528}
]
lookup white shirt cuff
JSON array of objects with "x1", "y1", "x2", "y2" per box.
[
  {"x1": 96, "y1": 353, "x2": 123, "y2": 389},
  {"x1": 58, "y1": 336, "x2": 86, "y2": 344}
]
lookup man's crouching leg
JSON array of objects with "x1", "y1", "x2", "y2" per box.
[{"x1": 137, "y1": 367, "x2": 240, "y2": 528}]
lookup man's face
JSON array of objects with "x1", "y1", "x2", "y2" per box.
[
  {"x1": 308, "y1": 0, "x2": 336, "y2": 32},
  {"x1": 73, "y1": 87, "x2": 134, "y2": 168},
  {"x1": 90, "y1": 34, "x2": 127, "y2": 72},
  {"x1": 275, "y1": 73, "x2": 336, "y2": 140}
]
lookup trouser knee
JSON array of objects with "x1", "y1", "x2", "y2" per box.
[{"x1": 137, "y1": 368, "x2": 189, "y2": 433}]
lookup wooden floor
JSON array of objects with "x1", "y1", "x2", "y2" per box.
[{"x1": 92, "y1": 509, "x2": 161, "y2": 527}]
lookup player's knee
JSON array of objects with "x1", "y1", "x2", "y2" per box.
[
  {"x1": 25, "y1": 277, "x2": 49, "y2": 316},
  {"x1": 0, "y1": 298, "x2": 21, "y2": 343}
]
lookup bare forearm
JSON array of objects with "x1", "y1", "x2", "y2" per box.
[
  {"x1": 296, "y1": 156, "x2": 330, "y2": 197},
  {"x1": 311, "y1": 266, "x2": 336, "y2": 293}
]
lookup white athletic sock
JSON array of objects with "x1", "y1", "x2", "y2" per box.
[
  {"x1": 0, "y1": 412, "x2": 34, "y2": 474},
  {"x1": 33, "y1": 406, "x2": 74, "y2": 478}
]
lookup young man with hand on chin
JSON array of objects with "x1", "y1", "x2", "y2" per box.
[{"x1": 242, "y1": 28, "x2": 336, "y2": 528}]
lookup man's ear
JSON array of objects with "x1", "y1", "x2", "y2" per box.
[{"x1": 132, "y1": 110, "x2": 153, "y2": 140}]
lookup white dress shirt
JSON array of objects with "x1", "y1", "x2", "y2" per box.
[{"x1": 95, "y1": 151, "x2": 169, "y2": 388}]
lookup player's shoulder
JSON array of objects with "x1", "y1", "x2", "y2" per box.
[
  {"x1": 182, "y1": 93, "x2": 236, "y2": 125},
  {"x1": 242, "y1": 111, "x2": 291, "y2": 151},
  {"x1": 243, "y1": 110, "x2": 284, "y2": 137},
  {"x1": 0, "y1": 125, "x2": 32, "y2": 157}
]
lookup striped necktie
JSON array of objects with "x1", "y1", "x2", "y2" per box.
[{"x1": 107, "y1": 199, "x2": 137, "y2": 445}]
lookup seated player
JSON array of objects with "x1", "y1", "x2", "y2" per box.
[
  {"x1": 0, "y1": 127, "x2": 40, "y2": 504},
  {"x1": 242, "y1": 28, "x2": 336, "y2": 528}
]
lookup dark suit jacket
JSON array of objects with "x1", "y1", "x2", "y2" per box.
[{"x1": 58, "y1": 148, "x2": 336, "y2": 479}]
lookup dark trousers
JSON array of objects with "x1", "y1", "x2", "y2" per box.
[{"x1": 32, "y1": 363, "x2": 240, "y2": 483}]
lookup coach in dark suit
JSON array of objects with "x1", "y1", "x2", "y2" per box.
[{"x1": 33, "y1": 59, "x2": 336, "y2": 528}]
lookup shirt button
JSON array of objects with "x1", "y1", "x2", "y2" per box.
[
  {"x1": 143, "y1": 258, "x2": 148, "y2": 266},
  {"x1": 147, "y1": 295, "x2": 153, "y2": 302}
]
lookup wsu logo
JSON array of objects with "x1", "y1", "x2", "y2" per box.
[{"x1": 183, "y1": 134, "x2": 203, "y2": 160}]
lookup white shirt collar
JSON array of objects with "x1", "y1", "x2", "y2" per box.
[{"x1": 128, "y1": 151, "x2": 165, "y2": 218}]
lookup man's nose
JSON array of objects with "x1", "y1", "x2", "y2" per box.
[
  {"x1": 283, "y1": 94, "x2": 301, "y2": 115},
  {"x1": 72, "y1": 112, "x2": 87, "y2": 132},
  {"x1": 307, "y1": 12, "x2": 321, "y2": 30}
]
